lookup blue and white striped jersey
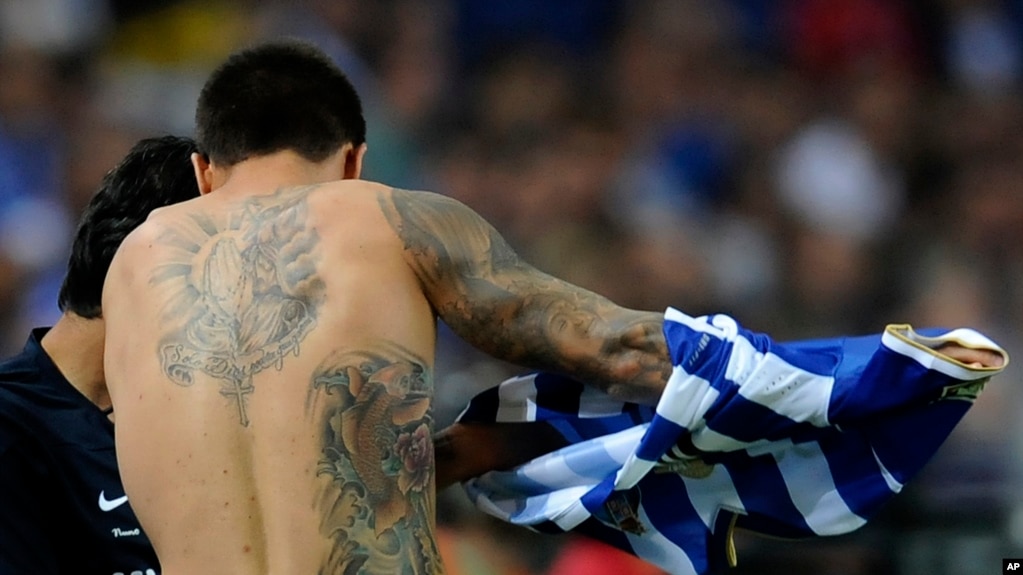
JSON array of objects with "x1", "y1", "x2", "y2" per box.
[{"x1": 456, "y1": 308, "x2": 1007, "y2": 575}]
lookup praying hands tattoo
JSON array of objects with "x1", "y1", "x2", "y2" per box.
[{"x1": 152, "y1": 186, "x2": 324, "y2": 426}]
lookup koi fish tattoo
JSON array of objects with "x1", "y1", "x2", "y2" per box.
[{"x1": 307, "y1": 346, "x2": 440, "y2": 575}]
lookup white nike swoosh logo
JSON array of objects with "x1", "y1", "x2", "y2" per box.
[{"x1": 98, "y1": 491, "x2": 129, "y2": 512}]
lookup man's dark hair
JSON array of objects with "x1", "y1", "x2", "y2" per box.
[
  {"x1": 195, "y1": 38, "x2": 366, "y2": 166},
  {"x1": 58, "y1": 135, "x2": 199, "y2": 318}
]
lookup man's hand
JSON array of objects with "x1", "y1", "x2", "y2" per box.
[
  {"x1": 434, "y1": 422, "x2": 568, "y2": 490},
  {"x1": 936, "y1": 342, "x2": 1006, "y2": 368}
]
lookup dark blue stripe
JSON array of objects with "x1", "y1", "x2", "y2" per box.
[
  {"x1": 734, "y1": 513, "x2": 814, "y2": 539},
  {"x1": 533, "y1": 373, "x2": 585, "y2": 419},
  {"x1": 766, "y1": 334, "x2": 845, "y2": 376},
  {"x1": 560, "y1": 411, "x2": 643, "y2": 440},
  {"x1": 548, "y1": 418, "x2": 585, "y2": 444},
  {"x1": 816, "y1": 428, "x2": 891, "y2": 520},
  {"x1": 581, "y1": 475, "x2": 617, "y2": 516},
  {"x1": 727, "y1": 453, "x2": 813, "y2": 536},
  {"x1": 456, "y1": 384, "x2": 502, "y2": 423},
  {"x1": 640, "y1": 472, "x2": 714, "y2": 573},
  {"x1": 663, "y1": 317, "x2": 736, "y2": 396},
  {"x1": 861, "y1": 399, "x2": 971, "y2": 485},
  {"x1": 663, "y1": 317, "x2": 703, "y2": 367},
  {"x1": 703, "y1": 392, "x2": 821, "y2": 444},
  {"x1": 828, "y1": 348, "x2": 960, "y2": 424},
  {"x1": 635, "y1": 416, "x2": 687, "y2": 462},
  {"x1": 625, "y1": 402, "x2": 656, "y2": 425}
]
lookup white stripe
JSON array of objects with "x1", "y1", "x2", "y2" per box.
[
  {"x1": 708, "y1": 314, "x2": 741, "y2": 340},
  {"x1": 682, "y1": 465, "x2": 745, "y2": 528},
  {"x1": 614, "y1": 454, "x2": 656, "y2": 490},
  {"x1": 882, "y1": 326, "x2": 1006, "y2": 381},
  {"x1": 551, "y1": 497, "x2": 593, "y2": 531},
  {"x1": 745, "y1": 438, "x2": 792, "y2": 458},
  {"x1": 518, "y1": 486, "x2": 591, "y2": 525},
  {"x1": 773, "y1": 440, "x2": 866, "y2": 535},
  {"x1": 664, "y1": 308, "x2": 730, "y2": 341},
  {"x1": 690, "y1": 425, "x2": 767, "y2": 453},
  {"x1": 530, "y1": 433, "x2": 632, "y2": 485},
  {"x1": 468, "y1": 491, "x2": 512, "y2": 519},
  {"x1": 871, "y1": 447, "x2": 904, "y2": 493},
  {"x1": 939, "y1": 327, "x2": 1001, "y2": 349},
  {"x1": 726, "y1": 336, "x2": 834, "y2": 428},
  {"x1": 468, "y1": 478, "x2": 595, "y2": 528},
  {"x1": 495, "y1": 374, "x2": 538, "y2": 422},
  {"x1": 627, "y1": 504, "x2": 700, "y2": 575},
  {"x1": 655, "y1": 365, "x2": 721, "y2": 428},
  {"x1": 487, "y1": 426, "x2": 647, "y2": 493},
  {"x1": 601, "y1": 424, "x2": 650, "y2": 463},
  {"x1": 468, "y1": 484, "x2": 527, "y2": 521},
  {"x1": 519, "y1": 447, "x2": 594, "y2": 487}
]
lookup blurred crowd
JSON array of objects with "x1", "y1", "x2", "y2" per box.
[{"x1": 1, "y1": 0, "x2": 1021, "y2": 573}]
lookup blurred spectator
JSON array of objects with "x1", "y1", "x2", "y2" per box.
[
  {"x1": 452, "y1": 0, "x2": 622, "y2": 71},
  {"x1": 781, "y1": 0, "x2": 926, "y2": 79},
  {"x1": 0, "y1": 0, "x2": 110, "y2": 53},
  {"x1": 0, "y1": 44, "x2": 74, "y2": 353},
  {"x1": 97, "y1": 0, "x2": 248, "y2": 134},
  {"x1": 943, "y1": 0, "x2": 1023, "y2": 97}
]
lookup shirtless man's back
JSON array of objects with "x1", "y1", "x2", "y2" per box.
[
  {"x1": 108, "y1": 179, "x2": 447, "y2": 574},
  {"x1": 103, "y1": 40, "x2": 671, "y2": 575}
]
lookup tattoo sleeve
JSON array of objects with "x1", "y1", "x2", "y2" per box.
[{"x1": 380, "y1": 189, "x2": 670, "y2": 403}]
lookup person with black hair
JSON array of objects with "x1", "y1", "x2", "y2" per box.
[
  {"x1": 101, "y1": 40, "x2": 1004, "y2": 575},
  {"x1": 0, "y1": 135, "x2": 200, "y2": 574}
]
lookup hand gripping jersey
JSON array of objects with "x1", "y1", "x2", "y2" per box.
[
  {"x1": 456, "y1": 308, "x2": 1008, "y2": 575},
  {"x1": 0, "y1": 329, "x2": 159, "y2": 575}
]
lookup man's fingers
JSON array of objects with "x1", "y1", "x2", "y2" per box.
[{"x1": 936, "y1": 343, "x2": 1005, "y2": 368}]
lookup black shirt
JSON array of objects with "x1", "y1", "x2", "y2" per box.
[{"x1": 0, "y1": 328, "x2": 159, "y2": 575}]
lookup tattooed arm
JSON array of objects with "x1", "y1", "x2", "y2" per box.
[{"x1": 380, "y1": 189, "x2": 670, "y2": 404}]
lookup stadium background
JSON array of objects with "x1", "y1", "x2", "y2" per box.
[{"x1": 0, "y1": 1, "x2": 1020, "y2": 573}]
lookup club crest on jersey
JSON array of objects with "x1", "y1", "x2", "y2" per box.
[{"x1": 596, "y1": 488, "x2": 646, "y2": 535}]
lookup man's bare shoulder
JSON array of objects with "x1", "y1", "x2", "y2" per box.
[
  {"x1": 113, "y1": 209, "x2": 176, "y2": 264},
  {"x1": 113, "y1": 202, "x2": 190, "y2": 260},
  {"x1": 306, "y1": 182, "x2": 469, "y2": 242},
  {"x1": 309, "y1": 179, "x2": 400, "y2": 211},
  {"x1": 312, "y1": 181, "x2": 456, "y2": 210},
  {"x1": 371, "y1": 186, "x2": 494, "y2": 241},
  {"x1": 317, "y1": 179, "x2": 392, "y2": 195},
  {"x1": 102, "y1": 212, "x2": 173, "y2": 319}
]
